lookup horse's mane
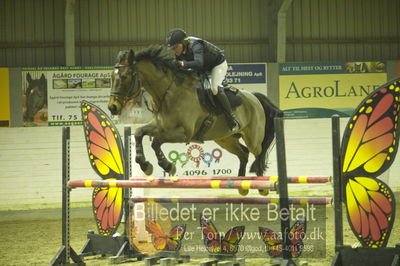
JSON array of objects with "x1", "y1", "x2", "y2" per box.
[
  {"x1": 116, "y1": 45, "x2": 197, "y2": 86},
  {"x1": 135, "y1": 45, "x2": 179, "y2": 72},
  {"x1": 116, "y1": 45, "x2": 180, "y2": 72}
]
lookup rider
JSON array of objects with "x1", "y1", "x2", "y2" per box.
[{"x1": 165, "y1": 28, "x2": 240, "y2": 131}]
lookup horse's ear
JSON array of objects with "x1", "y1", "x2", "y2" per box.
[
  {"x1": 27, "y1": 73, "x2": 32, "y2": 83},
  {"x1": 128, "y1": 49, "x2": 135, "y2": 65},
  {"x1": 40, "y1": 74, "x2": 46, "y2": 81}
]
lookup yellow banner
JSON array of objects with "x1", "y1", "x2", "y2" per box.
[
  {"x1": 397, "y1": 60, "x2": 400, "y2": 77},
  {"x1": 0, "y1": 68, "x2": 10, "y2": 127},
  {"x1": 279, "y1": 73, "x2": 387, "y2": 118}
]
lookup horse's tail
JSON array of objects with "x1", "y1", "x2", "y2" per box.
[{"x1": 250, "y1": 93, "x2": 283, "y2": 176}]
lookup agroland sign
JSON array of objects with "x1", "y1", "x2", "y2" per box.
[
  {"x1": 284, "y1": 80, "x2": 380, "y2": 99},
  {"x1": 279, "y1": 62, "x2": 387, "y2": 119}
]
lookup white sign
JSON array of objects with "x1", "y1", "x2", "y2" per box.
[
  {"x1": 22, "y1": 67, "x2": 114, "y2": 126},
  {"x1": 47, "y1": 69, "x2": 112, "y2": 126},
  {"x1": 131, "y1": 137, "x2": 256, "y2": 178}
]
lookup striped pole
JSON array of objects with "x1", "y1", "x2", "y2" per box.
[
  {"x1": 126, "y1": 176, "x2": 331, "y2": 183},
  {"x1": 130, "y1": 196, "x2": 333, "y2": 205},
  {"x1": 68, "y1": 179, "x2": 277, "y2": 191}
]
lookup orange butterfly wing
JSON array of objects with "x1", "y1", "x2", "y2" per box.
[
  {"x1": 200, "y1": 215, "x2": 244, "y2": 254},
  {"x1": 341, "y1": 78, "x2": 400, "y2": 247},
  {"x1": 288, "y1": 218, "x2": 306, "y2": 257},
  {"x1": 259, "y1": 218, "x2": 306, "y2": 258},
  {"x1": 92, "y1": 184, "x2": 123, "y2": 235},
  {"x1": 146, "y1": 218, "x2": 186, "y2": 251},
  {"x1": 81, "y1": 101, "x2": 124, "y2": 179},
  {"x1": 258, "y1": 227, "x2": 282, "y2": 257},
  {"x1": 147, "y1": 218, "x2": 167, "y2": 250},
  {"x1": 81, "y1": 100, "x2": 125, "y2": 236},
  {"x1": 200, "y1": 215, "x2": 222, "y2": 253},
  {"x1": 221, "y1": 226, "x2": 245, "y2": 254},
  {"x1": 166, "y1": 224, "x2": 186, "y2": 251}
]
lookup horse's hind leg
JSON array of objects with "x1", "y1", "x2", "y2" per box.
[
  {"x1": 215, "y1": 137, "x2": 250, "y2": 195},
  {"x1": 215, "y1": 137, "x2": 249, "y2": 176},
  {"x1": 216, "y1": 135, "x2": 270, "y2": 196}
]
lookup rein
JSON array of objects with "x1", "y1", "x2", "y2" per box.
[{"x1": 144, "y1": 74, "x2": 175, "y2": 114}]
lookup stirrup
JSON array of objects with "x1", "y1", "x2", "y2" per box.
[
  {"x1": 231, "y1": 120, "x2": 240, "y2": 131},
  {"x1": 228, "y1": 114, "x2": 241, "y2": 131}
]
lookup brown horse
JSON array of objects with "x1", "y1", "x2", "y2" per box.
[{"x1": 108, "y1": 45, "x2": 282, "y2": 193}]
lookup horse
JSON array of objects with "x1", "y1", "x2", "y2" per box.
[
  {"x1": 24, "y1": 73, "x2": 47, "y2": 122},
  {"x1": 108, "y1": 45, "x2": 282, "y2": 194}
]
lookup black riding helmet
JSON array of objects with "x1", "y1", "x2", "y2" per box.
[{"x1": 166, "y1": 28, "x2": 187, "y2": 48}]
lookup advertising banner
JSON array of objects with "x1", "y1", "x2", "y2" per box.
[
  {"x1": 227, "y1": 63, "x2": 267, "y2": 95},
  {"x1": 279, "y1": 62, "x2": 387, "y2": 119},
  {"x1": 21, "y1": 63, "x2": 267, "y2": 126},
  {"x1": 0, "y1": 68, "x2": 10, "y2": 127},
  {"x1": 22, "y1": 66, "x2": 113, "y2": 126}
]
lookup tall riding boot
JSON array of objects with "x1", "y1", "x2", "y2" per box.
[{"x1": 215, "y1": 87, "x2": 241, "y2": 131}]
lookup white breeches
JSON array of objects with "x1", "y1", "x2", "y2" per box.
[{"x1": 210, "y1": 60, "x2": 228, "y2": 95}]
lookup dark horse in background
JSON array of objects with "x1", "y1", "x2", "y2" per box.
[
  {"x1": 24, "y1": 73, "x2": 47, "y2": 122},
  {"x1": 108, "y1": 45, "x2": 282, "y2": 194}
]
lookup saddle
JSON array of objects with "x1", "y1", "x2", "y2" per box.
[{"x1": 196, "y1": 79, "x2": 243, "y2": 115}]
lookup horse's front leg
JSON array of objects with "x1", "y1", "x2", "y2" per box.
[
  {"x1": 150, "y1": 127, "x2": 188, "y2": 176},
  {"x1": 134, "y1": 122, "x2": 160, "y2": 175},
  {"x1": 151, "y1": 137, "x2": 176, "y2": 176}
]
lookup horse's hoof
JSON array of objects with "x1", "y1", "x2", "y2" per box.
[
  {"x1": 238, "y1": 189, "x2": 249, "y2": 196},
  {"x1": 258, "y1": 189, "x2": 269, "y2": 196},
  {"x1": 168, "y1": 164, "x2": 176, "y2": 176},
  {"x1": 143, "y1": 163, "x2": 153, "y2": 175}
]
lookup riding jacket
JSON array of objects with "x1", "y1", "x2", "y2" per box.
[{"x1": 177, "y1": 37, "x2": 225, "y2": 73}]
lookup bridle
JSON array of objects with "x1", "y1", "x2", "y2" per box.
[
  {"x1": 111, "y1": 64, "x2": 141, "y2": 106},
  {"x1": 111, "y1": 62, "x2": 175, "y2": 115}
]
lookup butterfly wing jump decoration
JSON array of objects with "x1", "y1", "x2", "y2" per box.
[
  {"x1": 81, "y1": 100, "x2": 125, "y2": 235},
  {"x1": 200, "y1": 215, "x2": 245, "y2": 254},
  {"x1": 259, "y1": 218, "x2": 307, "y2": 258},
  {"x1": 146, "y1": 217, "x2": 186, "y2": 251},
  {"x1": 340, "y1": 78, "x2": 400, "y2": 247}
]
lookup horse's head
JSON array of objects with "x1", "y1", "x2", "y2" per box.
[
  {"x1": 24, "y1": 73, "x2": 47, "y2": 122},
  {"x1": 108, "y1": 49, "x2": 141, "y2": 115}
]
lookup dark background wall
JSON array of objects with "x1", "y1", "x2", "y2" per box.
[{"x1": 1, "y1": 0, "x2": 399, "y2": 67}]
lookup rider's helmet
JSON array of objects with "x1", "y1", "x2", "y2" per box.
[{"x1": 166, "y1": 28, "x2": 187, "y2": 48}]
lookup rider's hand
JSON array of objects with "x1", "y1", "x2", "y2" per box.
[
  {"x1": 174, "y1": 60, "x2": 183, "y2": 68},
  {"x1": 175, "y1": 60, "x2": 188, "y2": 72}
]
